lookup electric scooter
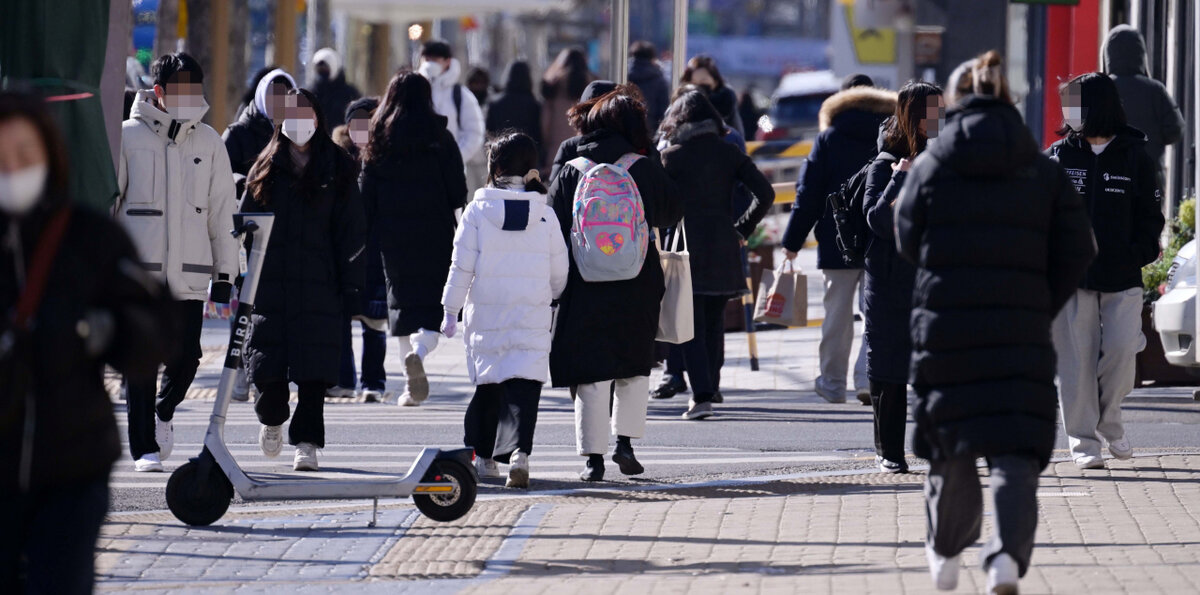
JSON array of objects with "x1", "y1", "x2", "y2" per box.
[{"x1": 165, "y1": 213, "x2": 477, "y2": 527}]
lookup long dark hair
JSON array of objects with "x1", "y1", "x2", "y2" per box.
[
  {"x1": 1057, "y1": 72, "x2": 1126, "y2": 139},
  {"x1": 246, "y1": 88, "x2": 338, "y2": 205},
  {"x1": 487, "y1": 131, "x2": 548, "y2": 194},
  {"x1": 0, "y1": 90, "x2": 71, "y2": 206},
  {"x1": 565, "y1": 85, "x2": 651, "y2": 154},
  {"x1": 364, "y1": 71, "x2": 441, "y2": 165},
  {"x1": 884, "y1": 81, "x2": 943, "y2": 158},
  {"x1": 658, "y1": 88, "x2": 727, "y2": 142},
  {"x1": 542, "y1": 48, "x2": 591, "y2": 101}
]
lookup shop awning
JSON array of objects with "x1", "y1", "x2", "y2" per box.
[{"x1": 330, "y1": 0, "x2": 565, "y2": 22}]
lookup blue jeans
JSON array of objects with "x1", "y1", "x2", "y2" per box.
[{"x1": 339, "y1": 317, "x2": 388, "y2": 391}]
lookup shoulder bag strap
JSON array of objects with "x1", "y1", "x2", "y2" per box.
[{"x1": 13, "y1": 206, "x2": 73, "y2": 331}]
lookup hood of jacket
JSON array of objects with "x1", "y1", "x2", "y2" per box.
[
  {"x1": 425, "y1": 58, "x2": 464, "y2": 90},
  {"x1": 253, "y1": 68, "x2": 298, "y2": 118},
  {"x1": 473, "y1": 187, "x2": 544, "y2": 231},
  {"x1": 627, "y1": 59, "x2": 665, "y2": 85},
  {"x1": 819, "y1": 86, "x2": 897, "y2": 132},
  {"x1": 928, "y1": 95, "x2": 1039, "y2": 177},
  {"x1": 313, "y1": 47, "x2": 343, "y2": 78},
  {"x1": 501, "y1": 62, "x2": 534, "y2": 95},
  {"x1": 1104, "y1": 24, "x2": 1148, "y2": 76},
  {"x1": 1060, "y1": 123, "x2": 1149, "y2": 154},
  {"x1": 580, "y1": 80, "x2": 617, "y2": 103},
  {"x1": 130, "y1": 89, "x2": 208, "y2": 143},
  {"x1": 577, "y1": 129, "x2": 642, "y2": 165}
]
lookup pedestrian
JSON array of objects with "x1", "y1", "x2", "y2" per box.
[
  {"x1": 242, "y1": 88, "x2": 366, "y2": 472},
  {"x1": 541, "y1": 48, "x2": 595, "y2": 173},
  {"x1": 627, "y1": 41, "x2": 670, "y2": 132},
  {"x1": 233, "y1": 65, "x2": 280, "y2": 123},
  {"x1": 464, "y1": 65, "x2": 493, "y2": 201},
  {"x1": 1048, "y1": 71, "x2": 1165, "y2": 469},
  {"x1": 738, "y1": 87, "x2": 762, "y2": 140},
  {"x1": 945, "y1": 59, "x2": 975, "y2": 107},
  {"x1": 658, "y1": 90, "x2": 775, "y2": 420},
  {"x1": 0, "y1": 89, "x2": 172, "y2": 595},
  {"x1": 419, "y1": 40, "x2": 486, "y2": 172},
  {"x1": 861, "y1": 80, "x2": 943, "y2": 474},
  {"x1": 361, "y1": 72, "x2": 468, "y2": 407},
  {"x1": 115, "y1": 52, "x2": 240, "y2": 472},
  {"x1": 223, "y1": 68, "x2": 297, "y2": 178},
  {"x1": 547, "y1": 87, "x2": 683, "y2": 481},
  {"x1": 331, "y1": 97, "x2": 389, "y2": 402},
  {"x1": 310, "y1": 47, "x2": 362, "y2": 134},
  {"x1": 486, "y1": 61, "x2": 544, "y2": 160},
  {"x1": 547, "y1": 80, "x2": 617, "y2": 184},
  {"x1": 465, "y1": 66, "x2": 493, "y2": 106},
  {"x1": 781, "y1": 74, "x2": 895, "y2": 406},
  {"x1": 679, "y1": 55, "x2": 744, "y2": 136},
  {"x1": 442, "y1": 132, "x2": 569, "y2": 489},
  {"x1": 895, "y1": 59, "x2": 1096, "y2": 594},
  {"x1": 1103, "y1": 25, "x2": 1186, "y2": 189}
]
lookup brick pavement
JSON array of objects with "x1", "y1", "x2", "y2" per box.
[{"x1": 97, "y1": 453, "x2": 1200, "y2": 593}]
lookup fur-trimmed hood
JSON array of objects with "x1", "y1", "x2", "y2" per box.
[{"x1": 818, "y1": 87, "x2": 897, "y2": 132}]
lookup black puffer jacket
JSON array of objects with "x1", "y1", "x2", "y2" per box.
[
  {"x1": 360, "y1": 115, "x2": 467, "y2": 325},
  {"x1": 707, "y1": 86, "x2": 746, "y2": 137},
  {"x1": 781, "y1": 87, "x2": 896, "y2": 269},
  {"x1": 486, "y1": 62, "x2": 544, "y2": 154},
  {"x1": 1, "y1": 204, "x2": 171, "y2": 494},
  {"x1": 1047, "y1": 127, "x2": 1164, "y2": 292},
  {"x1": 628, "y1": 59, "x2": 670, "y2": 131},
  {"x1": 896, "y1": 95, "x2": 1096, "y2": 468},
  {"x1": 861, "y1": 122, "x2": 912, "y2": 384},
  {"x1": 243, "y1": 143, "x2": 366, "y2": 385},
  {"x1": 660, "y1": 122, "x2": 774, "y2": 295},
  {"x1": 312, "y1": 73, "x2": 362, "y2": 134},
  {"x1": 222, "y1": 104, "x2": 275, "y2": 178},
  {"x1": 547, "y1": 129, "x2": 682, "y2": 387}
]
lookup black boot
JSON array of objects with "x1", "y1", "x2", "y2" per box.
[
  {"x1": 612, "y1": 436, "x2": 645, "y2": 475},
  {"x1": 651, "y1": 376, "x2": 688, "y2": 400},
  {"x1": 580, "y1": 454, "x2": 605, "y2": 481}
]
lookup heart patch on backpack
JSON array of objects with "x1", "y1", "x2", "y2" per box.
[{"x1": 596, "y1": 232, "x2": 625, "y2": 255}]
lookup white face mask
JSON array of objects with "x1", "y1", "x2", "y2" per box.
[
  {"x1": 1062, "y1": 106, "x2": 1085, "y2": 131},
  {"x1": 349, "y1": 129, "x2": 369, "y2": 148},
  {"x1": 164, "y1": 95, "x2": 208, "y2": 123},
  {"x1": 419, "y1": 60, "x2": 444, "y2": 80},
  {"x1": 0, "y1": 164, "x2": 48, "y2": 216},
  {"x1": 282, "y1": 118, "x2": 317, "y2": 147}
]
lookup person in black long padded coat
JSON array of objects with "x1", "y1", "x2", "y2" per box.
[
  {"x1": 242, "y1": 88, "x2": 366, "y2": 472},
  {"x1": 360, "y1": 71, "x2": 468, "y2": 408},
  {"x1": 223, "y1": 68, "x2": 297, "y2": 179},
  {"x1": 895, "y1": 65, "x2": 1096, "y2": 592},
  {"x1": 862, "y1": 81, "x2": 943, "y2": 474},
  {"x1": 486, "y1": 61, "x2": 544, "y2": 159},
  {"x1": 547, "y1": 87, "x2": 682, "y2": 482},
  {"x1": 657, "y1": 90, "x2": 774, "y2": 421}
]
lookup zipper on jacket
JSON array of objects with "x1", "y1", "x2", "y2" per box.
[{"x1": 1085, "y1": 150, "x2": 1100, "y2": 289}]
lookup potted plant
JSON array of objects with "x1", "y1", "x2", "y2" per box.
[{"x1": 1137, "y1": 198, "x2": 1196, "y2": 385}]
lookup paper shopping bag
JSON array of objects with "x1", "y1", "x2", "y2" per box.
[
  {"x1": 753, "y1": 260, "x2": 808, "y2": 326},
  {"x1": 656, "y1": 223, "x2": 694, "y2": 344}
]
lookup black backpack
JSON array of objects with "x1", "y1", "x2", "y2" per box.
[{"x1": 826, "y1": 152, "x2": 896, "y2": 267}]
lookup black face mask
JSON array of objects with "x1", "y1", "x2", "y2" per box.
[{"x1": 316, "y1": 64, "x2": 332, "y2": 81}]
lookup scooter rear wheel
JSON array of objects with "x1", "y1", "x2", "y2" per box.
[
  {"x1": 413, "y1": 460, "x2": 476, "y2": 522},
  {"x1": 166, "y1": 459, "x2": 234, "y2": 526}
]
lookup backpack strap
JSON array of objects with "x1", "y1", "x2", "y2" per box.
[
  {"x1": 614, "y1": 153, "x2": 644, "y2": 170},
  {"x1": 451, "y1": 84, "x2": 464, "y2": 129},
  {"x1": 13, "y1": 206, "x2": 73, "y2": 331},
  {"x1": 567, "y1": 156, "x2": 597, "y2": 174}
]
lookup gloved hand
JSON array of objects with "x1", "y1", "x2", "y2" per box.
[
  {"x1": 343, "y1": 288, "x2": 363, "y2": 319},
  {"x1": 78, "y1": 309, "x2": 115, "y2": 358},
  {"x1": 441, "y1": 311, "x2": 457, "y2": 338},
  {"x1": 210, "y1": 281, "x2": 234, "y2": 304}
]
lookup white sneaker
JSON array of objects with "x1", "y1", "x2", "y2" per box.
[
  {"x1": 155, "y1": 416, "x2": 174, "y2": 461},
  {"x1": 474, "y1": 456, "x2": 500, "y2": 479},
  {"x1": 362, "y1": 389, "x2": 385, "y2": 403},
  {"x1": 986, "y1": 553, "x2": 1020, "y2": 595},
  {"x1": 259, "y1": 425, "x2": 283, "y2": 458},
  {"x1": 814, "y1": 384, "x2": 847, "y2": 404},
  {"x1": 1074, "y1": 454, "x2": 1104, "y2": 469},
  {"x1": 925, "y1": 543, "x2": 960, "y2": 591},
  {"x1": 404, "y1": 352, "x2": 429, "y2": 403},
  {"x1": 294, "y1": 443, "x2": 319, "y2": 471},
  {"x1": 325, "y1": 386, "x2": 357, "y2": 399},
  {"x1": 507, "y1": 452, "x2": 530, "y2": 488},
  {"x1": 1108, "y1": 437, "x2": 1133, "y2": 460},
  {"x1": 134, "y1": 453, "x2": 163, "y2": 473},
  {"x1": 399, "y1": 392, "x2": 421, "y2": 407}
]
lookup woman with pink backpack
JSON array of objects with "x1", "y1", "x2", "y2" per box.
[{"x1": 547, "y1": 86, "x2": 682, "y2": 482}]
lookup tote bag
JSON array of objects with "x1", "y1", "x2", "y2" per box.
[
  {"x1": 656, "y1": 221, "x2": 694, "y2": 344},
  {"x1": 753, "y1": 259, "x2": 808, "y2": 326}
]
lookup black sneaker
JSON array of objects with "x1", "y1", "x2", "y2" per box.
[
  {"x1": 612, "y1": 442, "x2": 645, "y2": 475},
  {"x1": 711, "y1": 391, "x2": 724, "y2": 404},
  {"x1": 651, "y1": 377, "x2": 688, "y2": 399},
  {"x1": 580, "y1": 455, "x2": 605, "y2": 481}
]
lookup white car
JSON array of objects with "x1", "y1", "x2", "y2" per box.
[{"x1": 1153, "y1": 239, "x2": 1198, "y2": 367}]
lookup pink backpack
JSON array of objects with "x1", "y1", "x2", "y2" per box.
[{"x1": 567, "y1": 154, "x2": 649, "y2": 282}]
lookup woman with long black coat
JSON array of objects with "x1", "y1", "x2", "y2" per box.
[
  {"x1": 360, "y1": 72, "x2": 468, "y2": 407},
  {"x1": 547, "y1": 88, "x2": 682, "y2": 482},
  {"x1": 243, "y1": 88, "x2": 366, "y2": 472},
  {"x1": 486, "y1": 61, "x2": 544, "y2": 156},
  {"x1": 861, "y1": 81, "x2": 943, "y2": 474},
  {"x1": 658, "y1": 90, "x2": 774, "y2": 420}
]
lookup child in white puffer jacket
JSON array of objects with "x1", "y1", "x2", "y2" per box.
[{"x1": 441, "y1": 132, "x2": 569, "y2": 488}]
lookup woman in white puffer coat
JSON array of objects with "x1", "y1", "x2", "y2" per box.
[{"x1": 441, "y1": 132, "x2": 569, "y2": 489}]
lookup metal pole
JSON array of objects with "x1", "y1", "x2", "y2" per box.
[
  {"x1": 610, "y1": 0, "x2": 630, "y2": 84},
  {"x1": 671, "y1": 0, "x2": 688, "y2": 92},
  {"x1": 1193, "y1": 0, "x2": 1199, "y2": 367}
]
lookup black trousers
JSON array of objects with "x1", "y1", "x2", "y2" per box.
[
  {"x1": 926, "y1": 454, "x2": 1040, "y2": 575},
  {"x1": 870, "y1": 380, "x2": 909, "y2": 463},
  {"x1": 1, "y1": 474, "x2": 109, "y2": 594},
  {"x1": 464, "y1": 379, "x2": 542, "y2": 463},
  {"x1": 255, "y1": 381, "x2": 327, "y2": 447},
  {"x1": 126, "y1": 299, "x2": 204, "y2": 459},
  {"x1": 680, "y1": 295, "x2": 730, "y2": 403}
]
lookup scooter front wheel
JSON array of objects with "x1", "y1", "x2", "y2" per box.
[
  {"x1": 166, "y1": 458, "x2": 234, "y2": 526},
  {"x1": 413, "y1": 460, "x2": 477, "y2": 522}
]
